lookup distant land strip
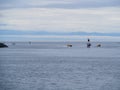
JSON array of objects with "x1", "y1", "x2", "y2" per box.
[{"x1": 0, "y1": 30, "x2": 120, "y2": 37}]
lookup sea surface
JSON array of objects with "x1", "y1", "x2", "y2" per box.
[{"x1": 0, "y1": 42, "x2": 120, "y2": 90}]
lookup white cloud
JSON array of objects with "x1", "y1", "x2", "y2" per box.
[{"x1": 0, "y1": 7, "x2": 120, "y2": 33}]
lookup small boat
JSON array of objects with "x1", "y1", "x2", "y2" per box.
[{"x1": 67, "y1": 44, "x2": 72, "y2": 47}]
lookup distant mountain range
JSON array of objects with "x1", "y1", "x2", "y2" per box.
[{"x1": 0, "y1": 30, "x2": 120, "y2": 36}]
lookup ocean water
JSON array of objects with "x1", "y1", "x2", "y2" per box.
[{"x1": 0, "y1": 42, "x2": 120, "y2": 90}]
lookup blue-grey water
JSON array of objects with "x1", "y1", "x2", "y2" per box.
[{"x1": 0, "y1": 42, "x2": 120, "y2": 90}]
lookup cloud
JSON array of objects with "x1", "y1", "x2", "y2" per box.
[
  {"x1": 0, "y1": 0, "x2": 120, "y2": 9},
  {"x1": 41, "y1": 0, "x2": 120, "y2": 9},
  {"x1": 0, "y1": 23, "x2": 7, "y2": 26},
  {"x1": 0, "y1": 7, "x2": 120, "y2": 33}
]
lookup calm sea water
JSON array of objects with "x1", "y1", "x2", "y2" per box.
[{"x1": 0, "y1": 42, "x2": 120, "y2": 90}]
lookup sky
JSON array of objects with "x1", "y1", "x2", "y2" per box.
[{"x1": 0, "y1": 0, "x2": 120, "y2": 41}]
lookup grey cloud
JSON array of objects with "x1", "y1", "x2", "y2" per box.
[
  {"x1": 42, "y1": 0, "x2": 120, "y2": 9},
  {"x1": 0, "y1": 0, "x2": 13, "y2": 4},
  {"x1": 0, "y1": 24, "x2": 7, "y2": 26},
  {"x1": 0, "y1": 0, "x2": 120, "y2": 10}
]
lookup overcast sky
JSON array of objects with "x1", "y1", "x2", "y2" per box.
[{"x1": 0, "y1": 0, "x2": 120, "y2": 35}]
